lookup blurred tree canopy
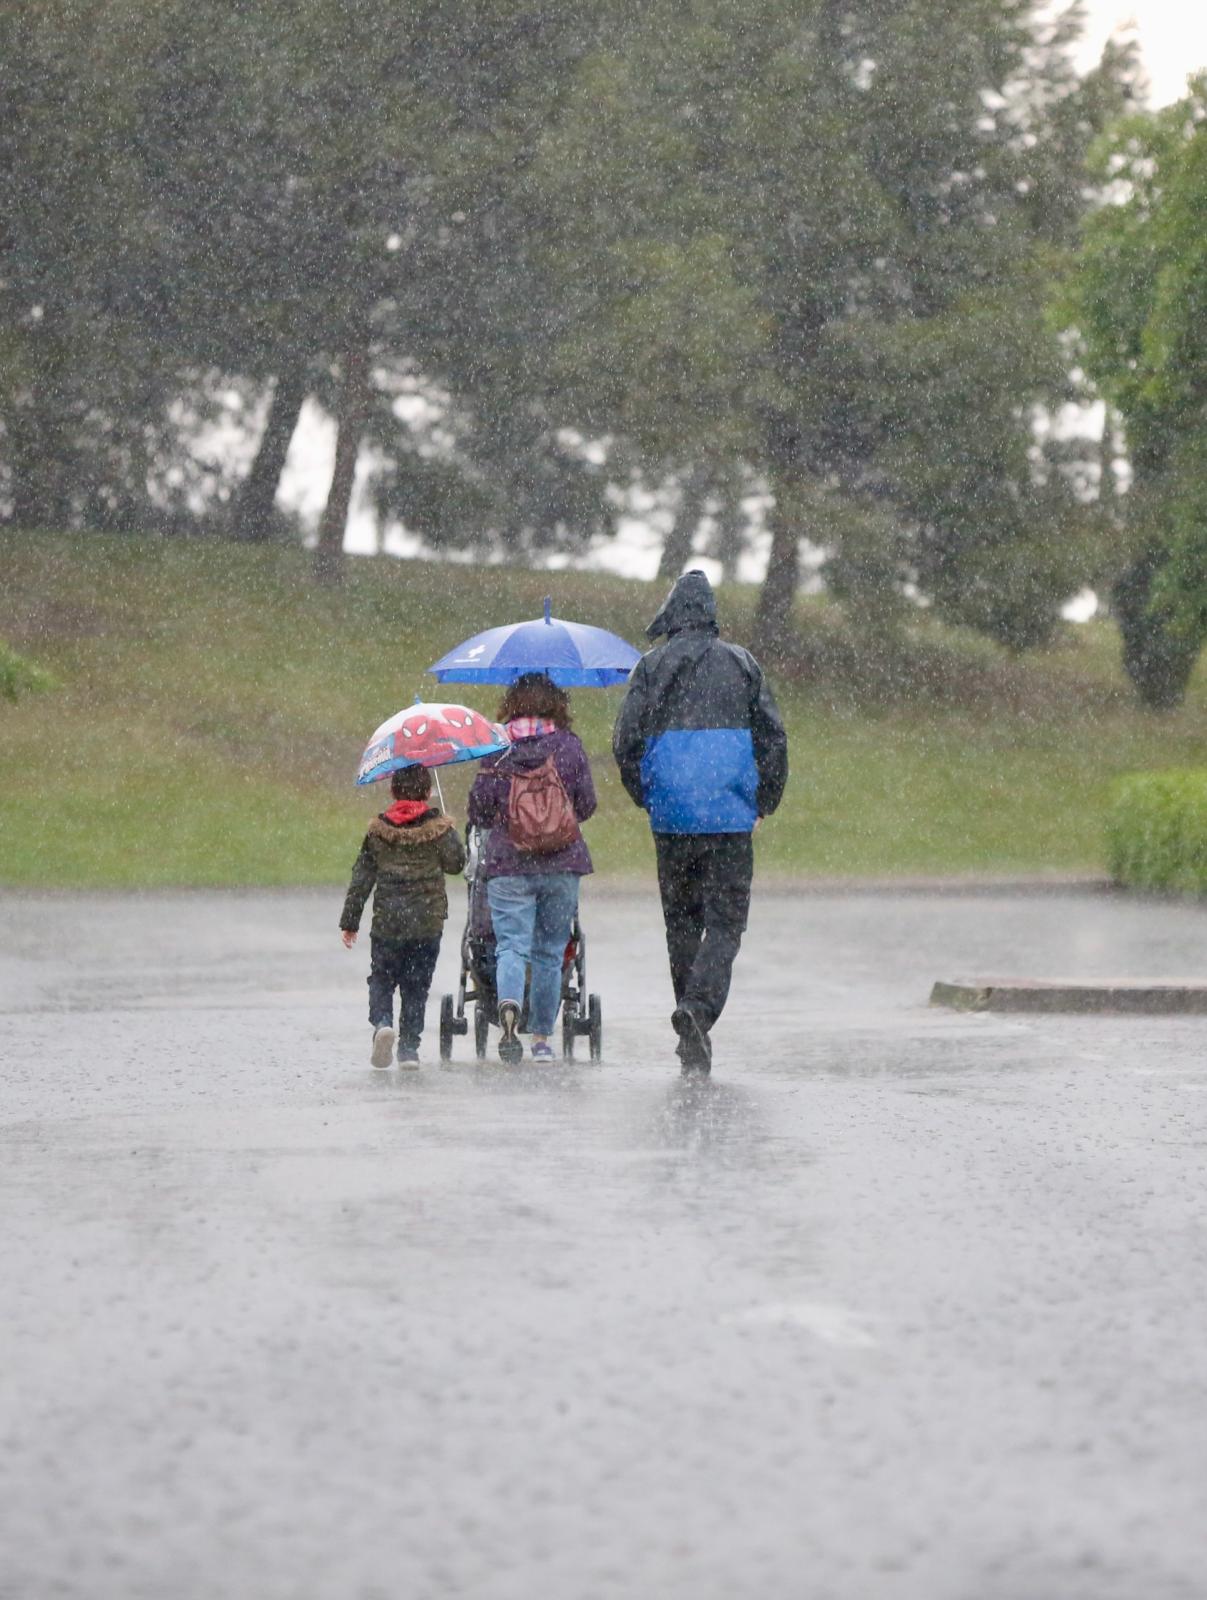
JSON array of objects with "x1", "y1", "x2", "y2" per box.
[
  {"x1": 3, "y1": 0, "x2": 614, "y2": 562},
  {"x1": 2, "y1": 0, "x2": 1138, "y2": 654},
  {"x1": 529, "y1": 0, "x2": 1137, "y2": 652},
  {"x1": 1, "y1": 1, "x2": 197, "y2": 530},
  {"x1": 1062, "y1": 77, "x2": 1207, "y2": 707}
]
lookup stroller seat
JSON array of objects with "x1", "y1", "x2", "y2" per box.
[{"x1": 439, "y1": 825, "x2": 603, "y2": 1062}]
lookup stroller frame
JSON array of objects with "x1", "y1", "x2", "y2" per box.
[{"x1": 439, "y1": 825, "x2": 603, "y2": 1062}]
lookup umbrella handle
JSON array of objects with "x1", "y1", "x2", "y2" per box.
[{"x1": 433, "y1": 769, "x2": 446, "y2": 812}]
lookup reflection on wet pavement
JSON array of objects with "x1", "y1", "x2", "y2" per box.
[{"x1": 2, "y1": 888, "x2": 1207, "y2": 1600}]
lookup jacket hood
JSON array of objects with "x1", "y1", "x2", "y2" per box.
[
  {"x1": 647, "y1": 569, "x2": 718, "y2": 639},
  {"x1": 368, "y1": 809, "x2": 455, "y2": 847},
  {"x1": 382, "y1": 798, "x2": 429, "y2": 827},
  {"x1": 496, "y1": 729, "x2": 565, "y2": 771}
]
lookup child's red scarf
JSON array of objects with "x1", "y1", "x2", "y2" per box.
[{"x1": 382, "y1": 799, "x2": 429, "y2": 826}]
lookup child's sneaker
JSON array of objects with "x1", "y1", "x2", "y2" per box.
[
  {"x1": 497, "y1": 1001, "x2": 523, "y2": 1064},
  {"x1": 397, "y1": 1044, "x2": 420, "y2": 1068},
  {"x1": 530, "y1": 1040, "x2": 555, "y2": 1062},
  {"x1": 370, "y1": 1025, "x2": 396, "y2": 1069}
]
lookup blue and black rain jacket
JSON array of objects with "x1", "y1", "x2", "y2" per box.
[{"x1": 612, "y1": 572, "x2": 788, "y2": 836}]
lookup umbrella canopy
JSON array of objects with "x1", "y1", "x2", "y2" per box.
[
  {"x1": 428, "y1": 597, "x2": 641, "y2": 688},
  {"x1": 356, "y1": 700, "x2": 509, "y2": 786}
]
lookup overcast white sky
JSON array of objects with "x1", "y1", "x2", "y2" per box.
[{"x1": 1078, "y1": 0, "x2": 1207, "y2": 104}]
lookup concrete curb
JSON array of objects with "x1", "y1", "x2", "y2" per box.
[
  {"x1": 752, "y1": 874, "x2": 1117, "y2": 898},
  {"x1": 589, "y1": 876, "x2": 1120, "y2": 902},
  {"x1": 592, "y1": 874, "x2": 1120, "y2": 899},
  {"x1": 931, "y1": 979, "x2": 1207, "y2": 1015}
]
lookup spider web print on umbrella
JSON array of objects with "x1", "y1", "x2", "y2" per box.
[{"x1": 356, "y1": 700, "x2": 509, "y2": 786}]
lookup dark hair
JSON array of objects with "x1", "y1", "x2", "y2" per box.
[
  {"x1": 390, "y1": 764, "x2": 433, "y2": 801},
  {"x1": 497, "y1": 673, "x2": 572, "y2": 730}
]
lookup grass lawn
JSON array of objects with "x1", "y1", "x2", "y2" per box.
[{"x1": 2, "y1": 531, "x2": 1205, "y2": 888}]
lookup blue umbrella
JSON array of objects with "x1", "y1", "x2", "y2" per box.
[{"x1": 428, "y1": 597, "x2": 641, "y2": 688}]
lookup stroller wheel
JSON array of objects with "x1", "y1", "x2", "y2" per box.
[
  {"x1": 561, "y1": 1002, "x2": 577, "y2": 1061},
  {"x1": 474, "y1": 1000, "x2": 490, "y2": 1059},
  {"x1": 588, "y1": 993, "x2": 603, "y2": 1062},
  {"x1": 439, "y1": 994, "x2": 455, "y2": 1062}
]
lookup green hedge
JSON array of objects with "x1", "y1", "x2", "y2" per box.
[
  {"x1": 0, "y1": 641, "x2": 58, "y2": 703},
  {"x1": 1107, "y1": 770, "x2": 1207, "y2": 894}
]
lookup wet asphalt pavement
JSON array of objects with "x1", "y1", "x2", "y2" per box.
[{"x1": 2, "y1": 885, "x2": 1207, "y2": 1600}]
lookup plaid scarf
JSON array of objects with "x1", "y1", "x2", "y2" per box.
[{"x1": 506, "y1": 716, "x2": 557, "y2": 740}]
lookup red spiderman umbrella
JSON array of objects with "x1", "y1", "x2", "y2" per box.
[{"x1": 356, "y1": 699, "x2": 509, "y2": 804}]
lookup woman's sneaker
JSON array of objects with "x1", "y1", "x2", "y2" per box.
[
  {"x1": 530, "y1": 1039, "x2": 555, "y2": 1062},
  {"x1": 497, "y1": 1001, "x2": 523, "y2": 1064},
  {"x1": 397, "y1": 1045, "x2": 420, "y2": 1069},
  {"x1": 370, "y1": 1026, "x2": 396, "y2": 1070}
]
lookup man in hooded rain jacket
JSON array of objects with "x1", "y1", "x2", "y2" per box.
[{"x1": 612, "y1": 569, "x2": 788, "y2": 1071}]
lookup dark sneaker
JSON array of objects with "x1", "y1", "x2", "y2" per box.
[
  {"x1": 397, "y1": 1045, "x2": 420, "y2": 1068},
  {"x1": 530, "y1": 1039, "x2": 555, "y2": 1062},
  {"x1": 497, "y1": 1001, "x2": 523, "y2": 1064},
  {"x1": 370, "y1": 1026, "x2": 396, "y2": 1070},
  {"x1": 672, "y1": 1004, "x2": 711, "y2": 1073}
]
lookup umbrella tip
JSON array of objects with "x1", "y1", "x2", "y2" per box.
[{"x1": 543, "y1": 596, "x2": 552, "y2": 625}]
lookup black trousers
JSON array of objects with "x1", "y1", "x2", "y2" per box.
[
  {"x1": 368, "y1": 936, "x2": 441, "y2": 1046},
  {"x1": 653, "y1": 833, "x2": 753, "y2": 1030}
]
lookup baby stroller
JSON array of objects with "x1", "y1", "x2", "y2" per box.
[{"x1": 439, "y1": 825, "x2": 603, "y2": 1062}]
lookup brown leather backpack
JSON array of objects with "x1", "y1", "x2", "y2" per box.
[{"x1": 506, "y1": 755, "x2": 580, "y2": 854}]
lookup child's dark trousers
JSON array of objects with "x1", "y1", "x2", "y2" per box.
[{"x1": 368, "y1": 936, "x2": 441, "y2": 1047}]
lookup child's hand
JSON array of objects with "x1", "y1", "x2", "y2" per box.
[{"x1": 341, "y1": 929, "x2": 357, "y2": 948}]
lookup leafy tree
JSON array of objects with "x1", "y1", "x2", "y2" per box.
[
  {"x1": 0, "y1": 1, "x2": 190, "y2": 529},
  {"x1": 3, "y1": 0, "x2": 1133, "y2": 627},
  {"x1": 176, "y1": 0, "x2": 617, "y2": 567},
  {"x1": 2, "y1": 0, "x2": 616, "y2": 562},
  {"x1": 525, "y1": 0, "x2": 1135, "y2": 655},
  {"x1": 1063, "y1": 78, "x2": 1207, "y2": 706},
  {"x1": 121, "y1": 0, "x2": 406, "y2": 559},
  {"x1": 1, "y1": 0, "x2": 325, "y2": 534}
]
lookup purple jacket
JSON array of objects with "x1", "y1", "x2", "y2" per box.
[{"x1": 467, "y1": 728, "x2": 596, "y2": 877}]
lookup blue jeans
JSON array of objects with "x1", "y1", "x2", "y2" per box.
[{"x1": 486, "y1": 874, "x2": 580, "y2": 1038}]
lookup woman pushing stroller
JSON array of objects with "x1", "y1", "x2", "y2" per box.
[{"x1": 467, "y1": 673, "x2": 596, "y2": 1062}]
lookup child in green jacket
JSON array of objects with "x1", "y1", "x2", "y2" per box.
[{"x1": 340, "y1": 765, "x2": 466, "y2": 1068}]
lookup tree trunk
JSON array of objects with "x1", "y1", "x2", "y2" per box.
[
  {"x1": 6, "y1": 335, "x2": 76, "y2": 530},
  {"x1": 713, "y1": 472, "x2": 745, "y2": 584},
  {"x1": 7, "y1": 409, "x2": 74, "y2": 530},
  {"x1": 755, "y1": 409, "x2": 809, "y2": 660},
  {"x1": 1099, "y1": 416, "x2": 1116, "y2": 507},
  {"x1": 754, "y1": 475, "x2": 802, "y2": 662},
  {"x1": 1113, "y1": 544, "x2": 1198, "y2": 711},
  {"x1": 232, "y1": 362, "x2": 308, "y2": 542},
  {"x1": 313, "y1": 330, "x2": 370, "y2": 585},
  {"x1": 657, "y1": 462, "x2": 710, "y2": 579}
]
